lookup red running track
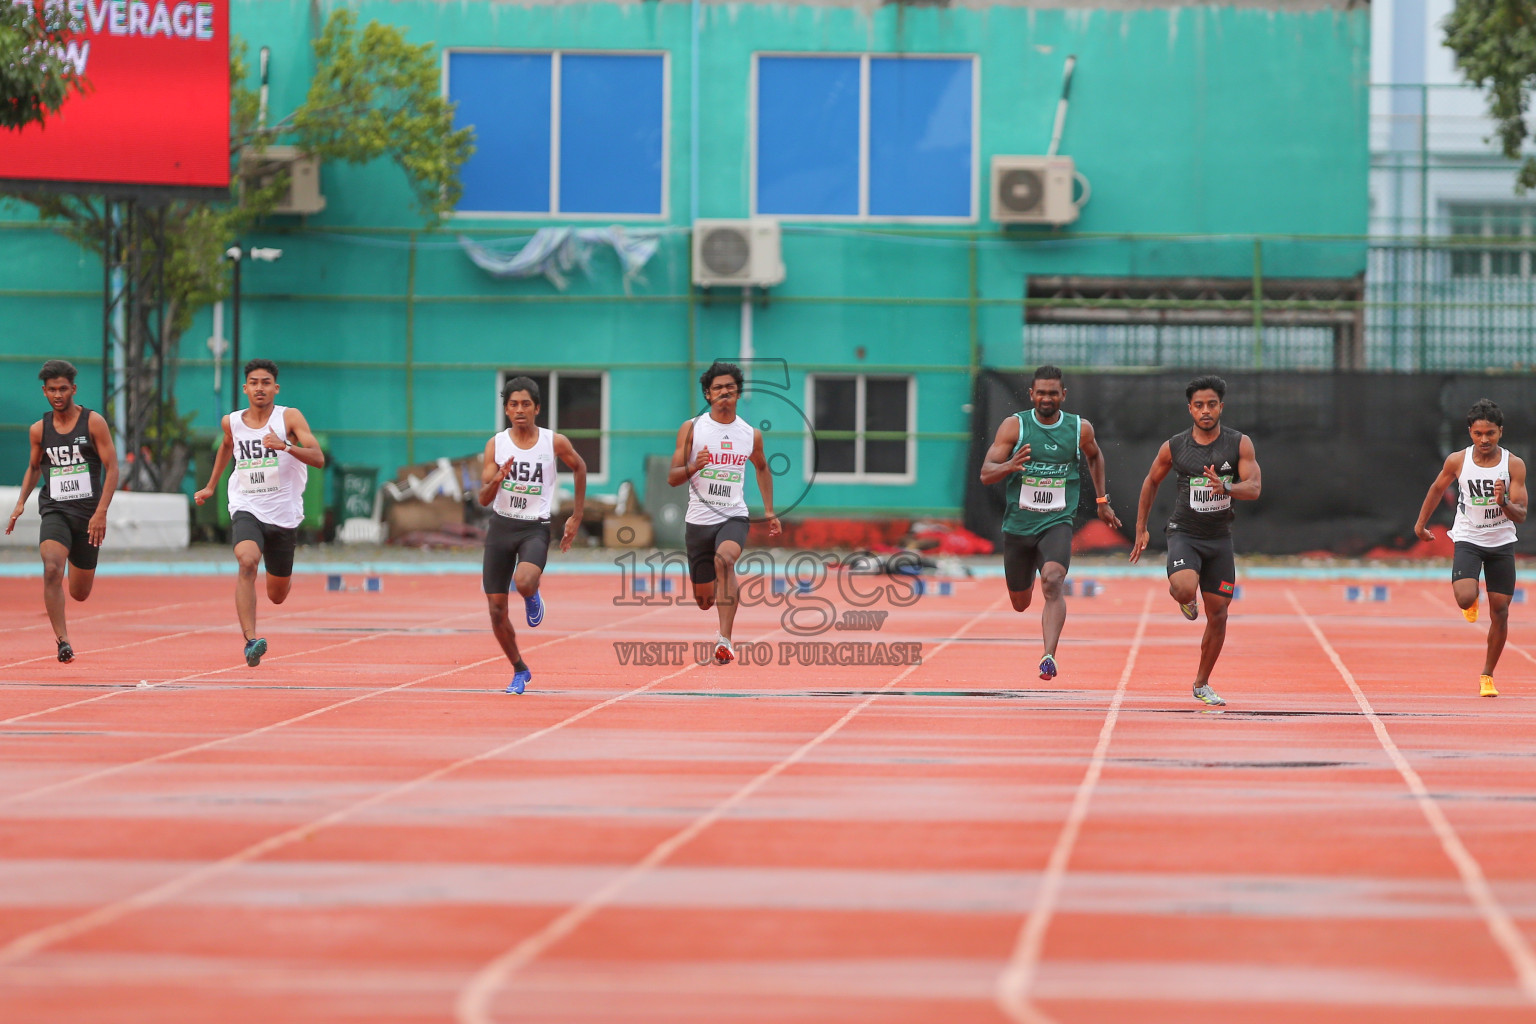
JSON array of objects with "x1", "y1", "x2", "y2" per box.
[{"x1": 0, "y1": 572, "x2": 1534, "y2": 1023}]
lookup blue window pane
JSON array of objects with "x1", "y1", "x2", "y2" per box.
[
  {"x1": 869, "y1": 58, "x2": 973, "y2": 218},
  {"x1": 559, "y1": 54, "x2": 665, "y2": 215},
  {"x1": 757, "y1": 56, "x2": 860, "y2": 216},
  {"x1": 449, "y1": 52, "x2": 552, "y2": 213}
]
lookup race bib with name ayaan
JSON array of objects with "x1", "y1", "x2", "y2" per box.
[
  {"x1": 1189, "y1": 475, "x2": 1233, "y2": 513},
  {"x1": 49, "y1": 463, "x2": 93, "y2": 501},
  {"x1": 1019, "y1": 474, "x2": 1067, "y2": 512},
  {"x1": 236, "y1": 456, "x2": 281, "y2": 495}
]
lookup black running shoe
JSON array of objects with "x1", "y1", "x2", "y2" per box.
[
  {"x1": 244, "y1": 637, "x2": 268, "y2": 667},
  {"x1": 56, "y1": 638, "x2": 74, "y2": 663}
]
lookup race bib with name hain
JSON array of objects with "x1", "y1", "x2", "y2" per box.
[{"x1": 236, "y1": 456, "x2": 281, "y2": 495}]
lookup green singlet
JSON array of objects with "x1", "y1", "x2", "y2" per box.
[{"x1": 1002, "y1": 410, "x2": 1082, "y2": 536}]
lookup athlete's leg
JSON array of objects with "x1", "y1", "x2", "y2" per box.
[
  {"x1": 266, "y1": 575, "x2": 292, "y2": 605},
  {"x1": 1039, "y1": 562, "x2": 1068, "y2": 657},
  {"x1": 40, "y1": 539, "x2": 70, "y2": 642},
  {"x1": 1194, "y1": 591, "x2": 1232, "y2": 687},
  {"x1": 485, "y1": 593, "x2": 524, "y2": 665},
  {"x1": 67, "y1": 567, "x2": 95, "y2": 602},
  {"x1": 513, "y1": 562, "x2": 542, "y2": 599},
  {"x1": 685, "y1": 523, "x2": 718, "y2": 611},
  {"x1": 1452, "y1": 577, "x2": 1480, "y2": 611},
  {"x1": 65, "y1": 524, "x2": 99, "y2": 602},
  {"x1": 714, "y1": 539, "x2": 743, "y2": 640},
  {"x1": 1168, "y1": 569, "x2": 1201, "y2": 606},
  {"x1": 235, "y1": 541, "x2": 262, "y2": 640},
  {"x1": 1480, "y1": 546, "x2": 1516, "y2": 680},
  {"x1": 1484, "y1": 592, "x2": 1511, "y2": 677},
  {"x1": 1002, "y1": 533, "x2": 1039, "y2": 612}
]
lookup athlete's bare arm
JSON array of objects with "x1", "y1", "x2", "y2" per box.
[
  {"x1": 86, "y1": 411, "x2": 119, "y2": 546},
  {"x1": 193, "y1": 415, "x2": 236, "y2": 506},
  {"x1": 748, "y1": 428, "x2": 782, "y2": 537},
  {"x1": 978, "y1": 416, "x2": 1029, "y2": 485},
  {"x1": 1203, "y1": 434, "x2": 1262, "y2": 503},
  {"x1": 1079, "y1": 418, "x2": 1122, "y2": 530},
  {"x1": 5, "y1": 421, "x2": 45, "y2": 535},
  {"x1": 1498, "y1": 455, "x2": 1528, "y2": 525},
  {"x1": 1129, "y1": 442, "x2": 1174, "y2": 564},
  {"x1": 552, "y1": 433, "x2": 588, "y2": 552},
  {"x1": 667, "y1": 421, "x2": 708, "y2": 487},
  {"x1": 1414, "y1": 451, "x2": 1466, "y2": 541},
  {"x1": 275, "y1": 408, "x2": 325, "y2": 468},
  {"x1": 477, "y1": 436, "x2": 511, "y2": 507}
]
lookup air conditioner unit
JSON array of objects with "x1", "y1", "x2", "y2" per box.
[
  {"x1": 692, "y1": 218, "x2": 785, "y2": 288},
  {"x1": 238, "y1": 146, "x2": 327, "y2": 216},
  {"x1": 991, "y1": 155, "x2": 1079, "y2": 226}
]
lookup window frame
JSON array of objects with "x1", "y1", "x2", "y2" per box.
[
  {"x1": 493, "y1": 369, "x2": 611, "y2": 484},
  {"x1": 1446, "y1": 202, "x2": 1536, "y2": 279},
  {"x1": 803, "y1": 373, "x2": 917, "y2": 484},
  {"x1": 750, "y1": 52, "x2": 980, "y2": 224},
  {"x1": 444, "y1": 48, "x2": 671, "y2": 221}
]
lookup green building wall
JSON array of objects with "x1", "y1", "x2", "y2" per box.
[{"x1": 0, "y1": 0, "x2": 1368, "y2": 519}]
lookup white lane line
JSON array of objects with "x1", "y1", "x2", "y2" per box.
[
  {"x1": 4, "y1": 597, "x2": 207, "y2": 643},
  {"x1": 0, "y1": 605, "x2": 664, "y2": 809},
  {"x1": 0, "y1": 611, "x2": 748, "y2": 968},
  {"x1": 455, "y1": 596, "x2": 1008, "y2": 1024},
  {"x1": 995, "y1": 591, "x2": 1155, "y2": 1024},
  {"x1": 1289, "y1": 589, "x2": 1536, "y2": 1002}
]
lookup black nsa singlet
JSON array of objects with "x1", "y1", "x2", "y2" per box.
[
  {"x1": 1167, "y1": 425, "x2": 1244, "y2": 539},
  {"x1": 38, "y1": 405, "x2": 104, "y2": 520}
]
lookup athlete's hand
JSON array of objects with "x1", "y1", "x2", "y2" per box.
[
  {"x1": 765, "y1": 515, "x2": 782, "y2": 537},
  {"x1": 1203, "y1": 465, "x2": 1227, "y2": 494},
  {"x1": 560, "y1": 514, "x2": 578, "y2": 553},
  {"x1": 87, "y1": 509, "x2": 108, "y2": 546},
  {"x1": 262, "y1": 430, "x2": 287, "y2": 452},
  {"x1": 1415, "y1": 523, "x2": 1435, "y2": 542},
  {"x1": 5, "y1": 504, "x2": 22, "y2": 535},
  {"x1": 1496, "y1": 479, "x2": 1508, "y2": 506},
  {"x1": 1129, "y1": 528, "x2": 1150, "y2": 564},
  {"x1": 497, "y1": 456, "x2": 516, "y2": 482},
  {"x1": 1097, "y1": 502, "x2": 1123, "y2": 532},
  {"x1": 689, "y1": 446, "x2": 711, "y2": 475},
  {"x1": 1007, "y1": 444, "x2": 1031, "y2": 472},
  {"x1": 193, "y1": 486, "x2": 214, "y2": 506}
]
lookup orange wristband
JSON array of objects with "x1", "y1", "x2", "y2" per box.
[{"x1": 1095, "y1": 495, "x2": 1109, "y2": 504}]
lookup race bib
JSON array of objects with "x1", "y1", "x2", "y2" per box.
[
  {"x1": 1019, "y1": 474, "x2": 1066, "y2": 512},
  {"x1": 1189, "y1": 476, "x2": 1233, "y2": 513},
  {"x1": 49, "y1": 463, "x2": 93, "y2": 501},
  {"x1": 236, "y1": 456, "x2": 281, "y2": 495},
  {"x1": 699, "y1": 467, "x2": 743, "y2": 505},
  {"x1": 1466, "y1": 478, "x2": 1509, "y2": 528},
  {"x1": 497, "y1": 478, "x2": 543, "y2": 519}
]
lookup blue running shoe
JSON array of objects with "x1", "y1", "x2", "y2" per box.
[
  {"x1": 506, "y1": 668, "x2": 531, "y2": 695},
  {"x1": 525, "y1": 590, "x2": 544, "y2": 628},
  {"x1": 1038, "y1": 653, "x2": 1058, "y2": 681},
  {"x1": 244, "y1": 637, "x2": 267, "y2": 668}
]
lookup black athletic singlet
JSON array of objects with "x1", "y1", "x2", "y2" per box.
[
  {"x1": 1167, "y1": 425, "x2": 1243, "y2": 540},
  {"x1": 38, "y1": 406, "x2": 103, "y2": 521}
]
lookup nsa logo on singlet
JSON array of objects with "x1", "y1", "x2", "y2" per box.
[
  {"x1": 501, "y1": 461, "x2": 545, "y2": 496},
  {"x1": 1465, "y1": 478, "x2": 1506, "y2": 519}
]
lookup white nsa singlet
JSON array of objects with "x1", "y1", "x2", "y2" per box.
[
  {"x1": 491, "y1": 427, "x2": 556, "y2": 522},
  {"x1": 227, "y1": 405, "x2": 307, "y2": 529},
  {"x1": 685, "y1": 413, "x2": 753, "y2": 525},
  {"x1": 1450, "y1": 445, "x2": 1519, "y2": 546}
]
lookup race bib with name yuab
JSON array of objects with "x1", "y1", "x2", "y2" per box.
[
  {"x1": 236, "y1": 456, "x2": 281, "y2": 495},
  {"x1": 49, "y1": 463, "x2": 93, "y2": 501},
  {"x1": 1189, "y1": 475, "x2": 1233, "y2": 513},
  {"x1": 1019, "y1": 474, "x2": 1067, "y2": 512},
  {"x1": 497, "y1": 478, "x2": 544, "y2": 517}
]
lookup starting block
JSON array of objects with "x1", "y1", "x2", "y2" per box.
[
  {"x1": 1345, "y1": 585, "x2": 1389, "y2": 603},
  {"x1": 1064, "y1": 578, "x2": 1101, "y2": 597},
  {"x1": 633, "y1": 578, "x2": 675, "y2": 595},
  {"x1": 915, "y1": 579, "x2": 954, "y2": 597},
  {"x1": 772, "y1": 578, "x2": 814, "y2": 595},
  {"x1": 327, "y1": 574, "x2": 382, "y2": 593}
]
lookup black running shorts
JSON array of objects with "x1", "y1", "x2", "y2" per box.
[
  {"x1": 1166, "y1": 530, "x2": 1237, "y2": 597},
  {"x1": 231, "y1": 510, "x2": 299, "y2": 578},
  {"x1": 685, "y1": 517, "x2": 750, "y2": 584},
  {"x1": 482, "y1": 515, "x2": 551, "y2": 594},
  {"x1": 1002, "y1": 523, "x2": 1073, "y2": 592},
  {"x1": 39, "y1": 510, "x2": 99, "y2": 571},
  {"x1": 1452, "y1": 540, "x2": 1517, "y2": 596}
]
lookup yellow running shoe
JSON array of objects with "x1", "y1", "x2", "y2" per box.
[
  {"x1": 1463, "y1": 601, "x2": 1479, "y2": 624},
  {"x1": 1479, "y1": 675, "x2": 1499, "y2": 698}
]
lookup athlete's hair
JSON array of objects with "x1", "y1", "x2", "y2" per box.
[
  {"x1": 700, "y1": 360, "x2": 744, "y2": 396},
  {"x1": 243, "y1": 358, "x2": 279, "y2": 381},
  {"x1": 1031, "y1": 365, "x2": 1064, "y2": 387},
  {"x1": 38, "y1": 359, "x2": 77, "y2": 384},
  {"x1": 502, "y1": 375, "x2": 541, "y2": 406},
  {"x1": 1186, "y1": 374, "x2": 1227, "y2": 402},
  {"x1": 1467, "y1": 398, "x2": 1503, "y2": 428}
]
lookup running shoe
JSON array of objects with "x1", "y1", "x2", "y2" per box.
[
  {"x1": 506, "y1": 668, "x2": 531, "y2": 695},
  {"x1": 1463, "y1": 600, "x2": 1479, "y2": 624},
  {"x1": 244, "y1": 637, "x2": 267, "y2": 668},
  {"x1": 1038, "y1": 653, "x2": 1058, "y2": 682},
  {"x1": 1179, "y1": 600, "x2": 1199, "y2": 621},
  {"x1": 1479, "y1": 675, "x2": 1499, "y2": 698},
  {"x1": 713, "y1": 636, "x2": 735, "y2": 665},
  {"x1": 1193, "y1": 683, "x2": 1226, "y2": 707},
  {"x1": 56, "y1": 638, "x2": 73, "y2": 663},
  {"x1": 525, "y1": 590, "x2": 545, "y2": 628}
]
